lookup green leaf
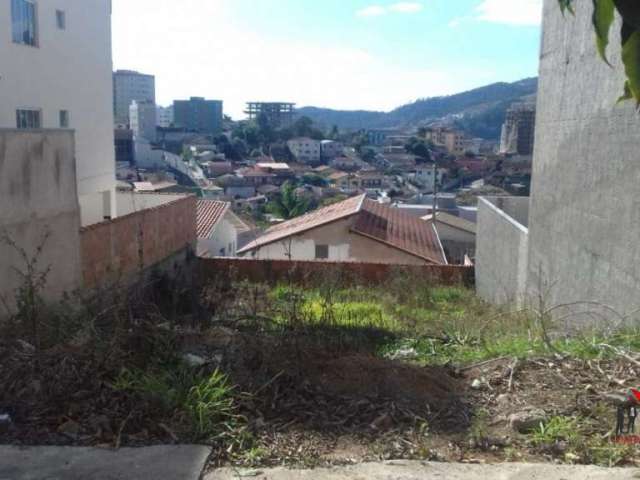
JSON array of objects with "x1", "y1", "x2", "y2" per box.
[
  {"x1": 616, "y1": 81, "x2": 633, "y2": 104},
  {"x1": 592, "y1": 0, "x2": 616, "y2": 65},
  {"x1": 621, "y1": 26, "x2": 640, "y2": 106}
]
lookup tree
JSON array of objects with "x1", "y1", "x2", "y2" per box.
[
  {"x1": 302, "y1": 173, "x2": 327, "y2": 187},
  {"x1": 232, "y1": 122, "x2": 261, "y2": 150},
  {"x1": 266, "y1": 182, "x2": 312, "y2": 220},
  {"x1": 360, "y1": 147, "x2": 376, "y2": 162},
  {"x1": 405, "y1": 137, "x2": 432, "y2": 163},
  {"x1": 292, "y1": 116, "x2": 314, "y2": 137},
  {"x1": 329, "y1": 125, "x2": 340, "y2": 140}
]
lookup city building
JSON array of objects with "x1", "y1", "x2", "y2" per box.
[
  {"x1": 287, "y1": 137, "x2": 321, "y2": 165},
  {"x1": 1, "y1": 0, "x2": 117, "y2": 224},
  {"x1": 114, "y1": 128, "x2": 135, "y2": 165},
  {"x1": 423, "y1": 127, "x2": 466, "y2": 155},
  {"x1": 244, "y1": 102, "x2": 296, "y2": 127},
  {"x1": 173, "y1": 97, "x2": 223, "y2": 134},
  {"x1": 129, "y1": 100, "x2": 157, "y2": 141},
  {"x1": 156, "y1": 105, "x2": 174, "y2": 128},
  {"x1": 113, "y1": 69, "x2": 155, "y2": 126},
  {"x1": 320, "y1": 140, "x2": 344, "y2": 160},
  {"x1": 1, "y1": 0, "x2": 198, "y2": 309},
  {"x1": 499, "y1": 103, "x2": 536, "y2": 155},
  {"x1": 238, "y1": 194, "x2": 447, "y2": 265}
]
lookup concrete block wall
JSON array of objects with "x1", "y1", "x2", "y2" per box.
[
  {"x1": 0, "y1": 130, "x2": 82, "y2": 312},
  {"x1": 476, "y1": 197, "x2": 529, "y2": 307},
  {"x1": 80, "y1": 195, "x2": 197, "y2": 289},
  {"x1": 526, "y1": 1, "x2": 640, "y2": 317}
]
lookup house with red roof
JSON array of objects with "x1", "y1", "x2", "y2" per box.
[
  {"x1": 196, "y1": 200, "x2": 251, "y2": 257},
  {"x1": 237, "y1": 194, "x2": 446, "y2": 265}
]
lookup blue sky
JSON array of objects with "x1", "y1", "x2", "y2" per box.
[{"x1": 112, "y1": 0, "x2": 542, "y2": 119}]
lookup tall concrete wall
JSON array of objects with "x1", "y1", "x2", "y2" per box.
[
  {"x1": 476, "y1": 197, "x2": 529, "y2": 307},
  {"x1": 527, "y1": 1, "x2": 640, "y2": 316},
  {"x1": 0, "y1": 130, "x2": 82, "y2": 311}
]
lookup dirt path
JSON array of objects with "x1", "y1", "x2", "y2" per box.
[{"x1": 207, "y1": 461, "x2": 640, "y2": 480}]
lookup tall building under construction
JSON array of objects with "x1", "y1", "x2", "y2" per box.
[
  {"x1": 245, "y1": 102, "x2": 296, "y2": 127},
  {"x1": 500, "y1": 103, "x2": 536, "y2": 155}
]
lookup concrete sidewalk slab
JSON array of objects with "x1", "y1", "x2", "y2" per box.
[
  {"x1": 207, "y1": 461, "x2": 640, "y2": 480},
  {"x1": 0, "y1": 445, "x2": 212, "y2": 480}
]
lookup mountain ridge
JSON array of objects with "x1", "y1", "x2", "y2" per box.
[{"x1": 297, "y1": 77, "x2": 538, "y2": 140}]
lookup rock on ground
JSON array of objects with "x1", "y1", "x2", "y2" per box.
[
  {"x1": 207, "y1": 461, "x2": 640, "y2": 480},
  {"x1": 0, "y1": 445, "x2": 212, "y2": 480}
]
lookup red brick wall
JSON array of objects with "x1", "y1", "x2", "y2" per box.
[
  {"x1": 80, "y1": 196, "x2": 196, "y2": 288},
  {"x1": 198, "y1": 257, "x2": 474, "y2": 287}
]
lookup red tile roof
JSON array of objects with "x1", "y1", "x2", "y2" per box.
[
  {"x1": 238, "y1": 195, "x2": 446, "y2": 264},
  {"x1": 197, "y1": 200, "x2": 229, "y2": 238},
  {"x1": 353, "y1": 200, "x2": 446, "y2": 264},
  {"x1": 237, "y1": 194, "x2": 365, "y2": 253}
]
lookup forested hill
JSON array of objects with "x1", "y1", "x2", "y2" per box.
[{"x1": 297, "y1": 77, "x2": 538, "y2": 140}]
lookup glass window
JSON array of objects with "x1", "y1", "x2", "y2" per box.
[
  {"x1": 315, "y1": 244, "x2": 329, "y2": 260},
  {"x1": 11, "y1": 0, "x2": 38, "y2": 46},
  {"x1": 56, "y1": 9, "x2": 65, "y2": 30},
  {"x1": 16, "y1": 109, "x2": 42, "y2": 129},
  {"x1": 59, "y1": 110, "x2": 69, "y2": 128}
]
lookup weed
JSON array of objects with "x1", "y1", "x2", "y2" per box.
[
  {"x1": 530, "y1": 416, "x2": 579, "y2": 447},
  {"x1": 581, "y1": 436, "x2": 633, "y2": 467},
  {"x1": 469, "y1": 409, "x2": 491, "y2": 449},
  {"x1": 186, "y1": 370, "x2": 238, "y2": 440},
  {"x1": 0, "y1": 229, "x2": 52, "y2": 350}
]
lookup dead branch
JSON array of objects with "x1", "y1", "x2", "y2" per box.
[{"x1": 598, "y1": 344, "x2": 640, "y2": 369}]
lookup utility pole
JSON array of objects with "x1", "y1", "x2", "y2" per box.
[{"x1": 432, "y1": 153, "x2": 438, "y2": 229}]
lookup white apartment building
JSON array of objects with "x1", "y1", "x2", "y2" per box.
[
  {"x1": 156, "y1": 105, "x2": 174, "y2": 128},
  {"x1": 320, "y1": 139, "x2": 343, "y2": 160},
  {"x1": 130, "y1": 100, "x2": 157, "y2": 142},
  {"x1": 0, "y1": 0, "x2": 117, "y2": 225},
  {"x1": 113, "y1": 69, "x2": 155, "y2": 126},
  {"x1": 287, "y1": 137, "x2": 321, "y2": 165}
]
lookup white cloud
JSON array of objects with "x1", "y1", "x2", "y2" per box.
[
  {"x1": 112, "y1": 0, "x2": 485, "y2": 119},
  {"x1": 475, "y1": 0, "x2": 542, "y2": 26},
  {"x1": 388, "y1": 2, "x2": 424, "y2": 13},
  {"x1": 356, "y1": 2, "x2": 423, "y2": 18},
  {"x1": 356, "y1": 5, "x2": 387, "y2": 17}
]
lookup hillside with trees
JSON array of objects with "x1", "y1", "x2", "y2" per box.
[{"x1": 297, "y1": 77, "x2": 537, "y2": 140}]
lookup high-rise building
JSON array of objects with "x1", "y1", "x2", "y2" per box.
[
  {"x1": 245, "y1": 102, "x2": 296, "y2": 128},
  {"x1": 129, "y1": 100, "x2": 157, "y2": 141},
  {"x1": 423, "y1": 127, "x2": 466, "y2": 155},
  {"x1": 113, "y1": 70, "x2": 155, "y2": 126},
  {"x1": 173, "y1": 97, "x2": 223, "y2": 134},
  {"x1": 156, "y1": 105, "x2": 174, "y2": 128},
  {"x1": 500, "y1": 103, "x2": 536, "y2": 155},
  {"x1": 1, "y1": 0, "x2": 117, "y2": 223}
]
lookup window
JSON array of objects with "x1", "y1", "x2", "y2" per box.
[
  {"x1": 59, "y1": 110, "x2": 70, "y2": 128},
  {"x1": 56, "y1": 9, "x2": 65, "y2": 30},
  {"x1": 315, "y1": 244, "x2": 329, "y2": 260},
  {"x1": 11, "y1": 0, "x2": 37, "y2": 46},
  {"x1": 16, "y1": 109, "x2": 41, "y2": 129}
]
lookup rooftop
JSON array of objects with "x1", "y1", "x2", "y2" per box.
[
  {"x1": 238, "y1": 195, "x2": 446, "y2": 264},
  {"x1": 196, "y1": 200, "x2": 229, "y2": 238},
  {"x1": 422, "y1": 212, "x2": 477, "y2": 234}
]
